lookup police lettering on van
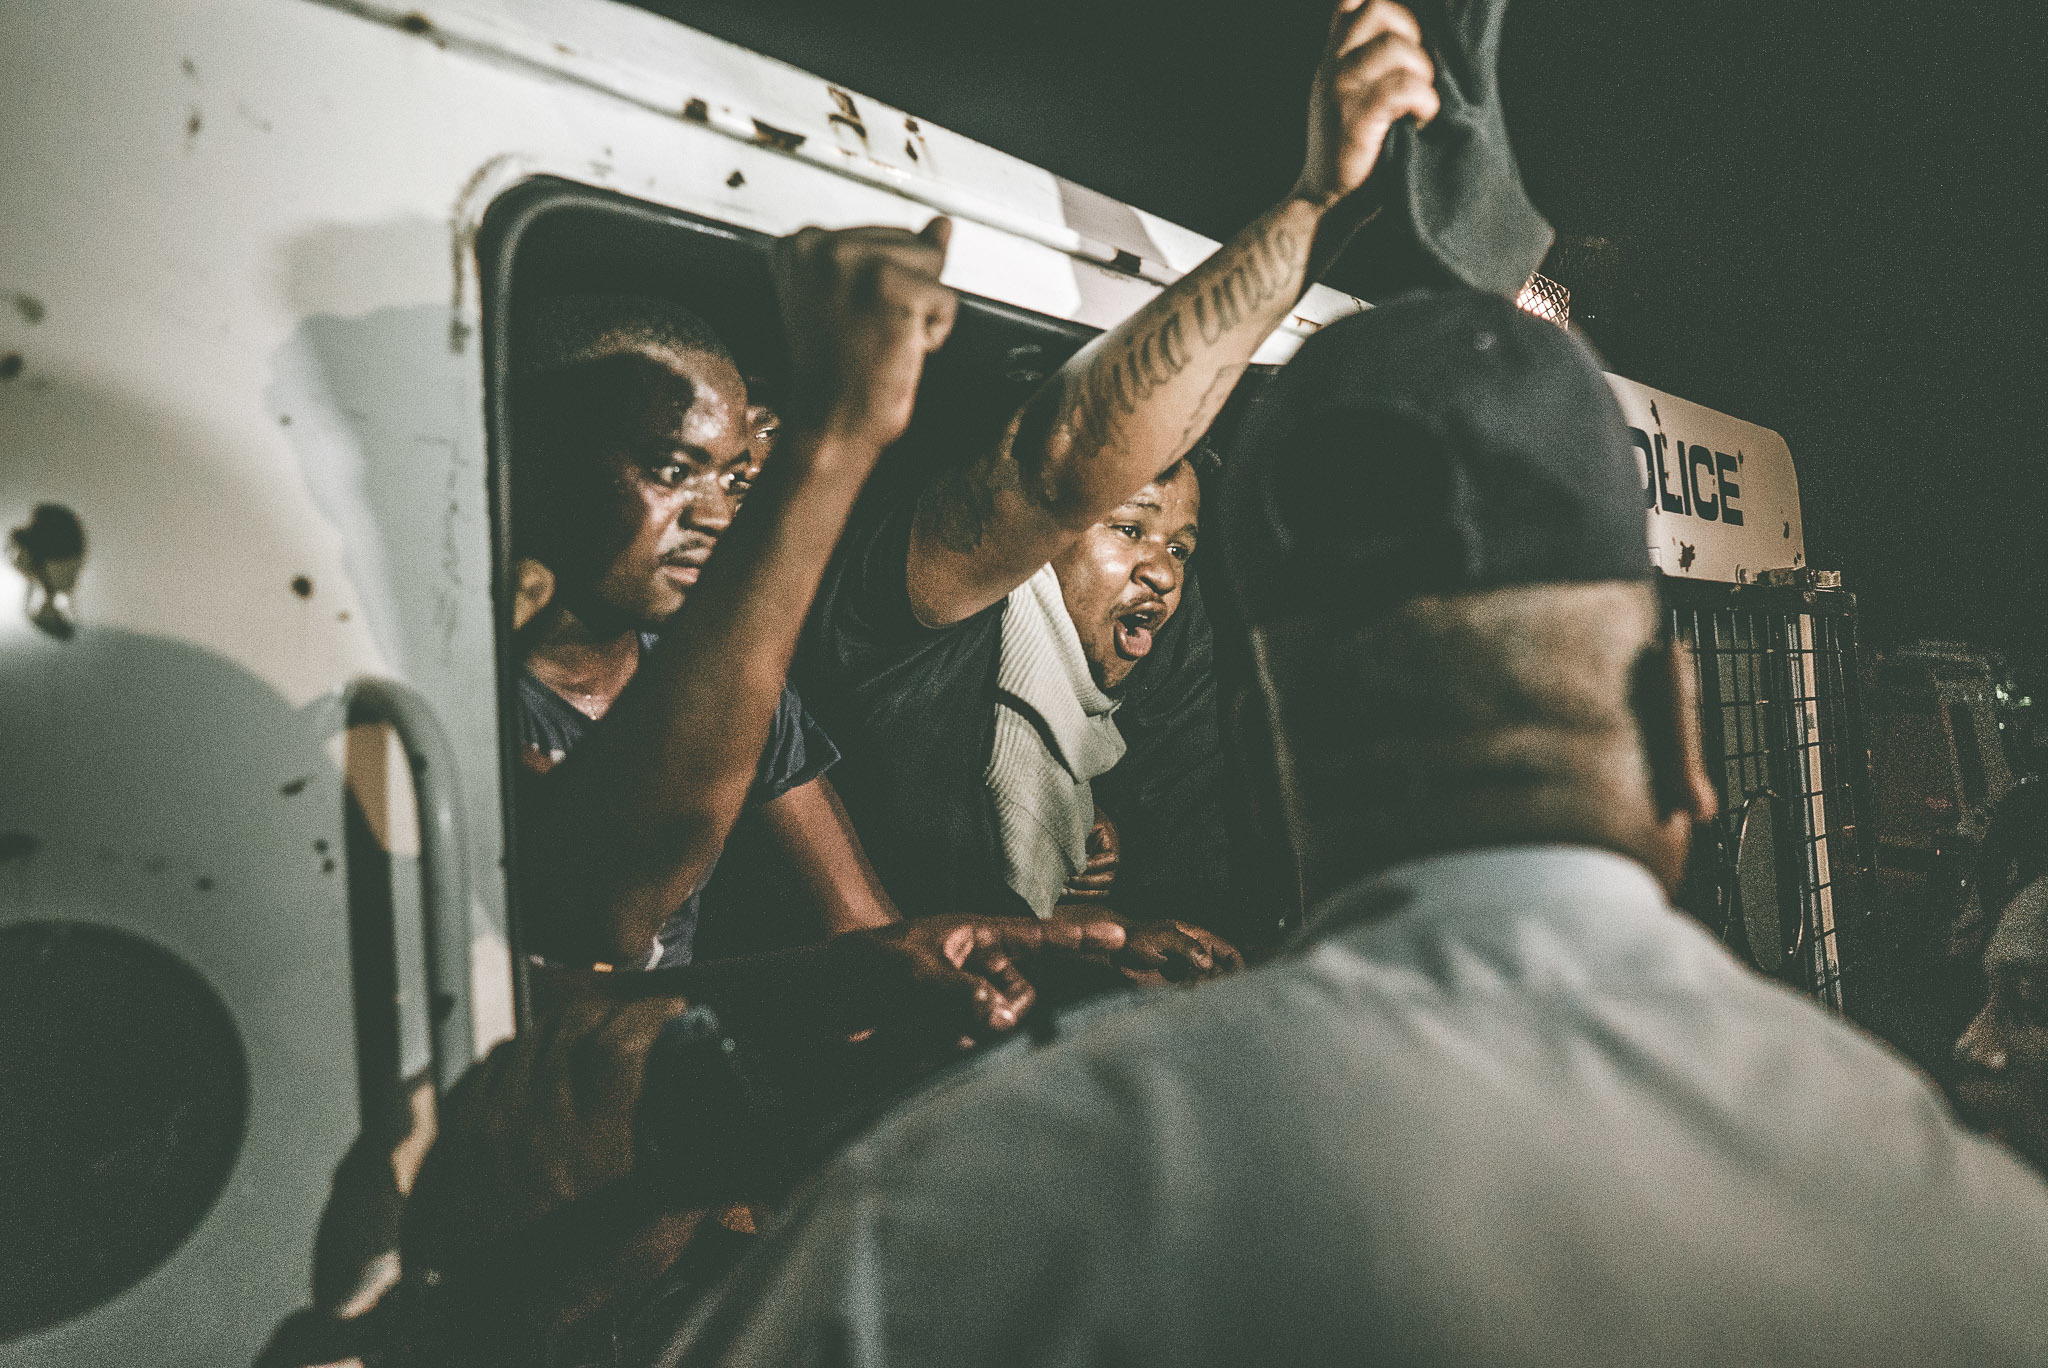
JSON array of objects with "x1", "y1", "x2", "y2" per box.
[
  {"x1": 1602, "y1": 373, "x2": 1803, "y2": 583},
  {"x1": 1631, "y1": 426, "x2": 1743, "y2": 526}
]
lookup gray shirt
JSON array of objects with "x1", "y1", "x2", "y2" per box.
[{"x1": 662, "y1": 845, "x2": 2048, "y2": 1366}]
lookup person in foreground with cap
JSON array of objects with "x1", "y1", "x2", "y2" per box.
[{"x1": 642, "y1": 292, "x2": 2048, "y2": 1365}]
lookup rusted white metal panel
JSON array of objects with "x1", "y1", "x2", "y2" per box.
[{"x1": 1605, "y1": 373, "x2": 1805, "y2": 584}]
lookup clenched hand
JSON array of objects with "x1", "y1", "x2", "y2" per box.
[
  {"x1": 1295, "y1": 0, "x2": 1440, "y2": 211},
  {"x1": 772, "y1": 217, "x2": 958, "y2": 452},
  {"x1": 1060, "y1": 806, "x2": 1121, "y2": 905}
]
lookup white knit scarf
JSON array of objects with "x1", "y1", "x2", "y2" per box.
[{"x1": 985, "y1": 564, "x2": 1126, "y2": 917}]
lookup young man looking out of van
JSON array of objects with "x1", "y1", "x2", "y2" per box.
[
  {"x1": 799, "y1": 0, "x2": 1440, "y2": 969},
  {"x1": 511, "y1": 225, "x2": 953, "y2": 972},
  {"x1": 509, "y1": 235, "x2": 1192, "y2": 1000}
]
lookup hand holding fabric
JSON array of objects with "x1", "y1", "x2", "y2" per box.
[
  {"x1": 771, "y1": 217, "x2": 957, "y2": 451},
  {"x1": 1295, "y1": 0, "x2": 1440, "y2": 211}
]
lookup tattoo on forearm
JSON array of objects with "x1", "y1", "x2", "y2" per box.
[
  {"x1": 1044, "y1": 219, "x2": 1300, "y2": 465},
  {"x1": 1062, "y1": 312, "x2": 1189, "y2": 456},
  {"x1": 1192, "y1": 223, "x2": 1296, "y2": 345},
  {"x1": 922, "y1": 219, "x2": 1302, "y2": 554}
]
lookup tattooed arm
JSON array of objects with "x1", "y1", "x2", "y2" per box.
[{"x1": 907, "y1": 0, "x2": 1440, "y2": 627}]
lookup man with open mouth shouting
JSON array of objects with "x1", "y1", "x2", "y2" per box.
[
  {"x1": 791, "y1": 0, "x2": 1449, "y2": 979},
  {"x1": 786, "y1": 268, "x2": 1247, "y2": 980},
  {"x1": 1046, "y1": 465, "x2": 1201, "y2": 694},
  {"x1": 794, "y1": 438, "x2": 1238, "y2": 984}
]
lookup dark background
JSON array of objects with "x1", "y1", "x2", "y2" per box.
[{"x1": 638, "y1": 0, "x2": 2048, "y2": 678}]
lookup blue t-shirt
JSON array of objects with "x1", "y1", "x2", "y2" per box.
[{"x1": 515, "y1": 639, "x2": 838, "y2": 967}]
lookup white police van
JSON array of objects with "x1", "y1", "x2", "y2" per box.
[{"x1": 0, "y1": 1, "x2": 1845, "y2": 1363}]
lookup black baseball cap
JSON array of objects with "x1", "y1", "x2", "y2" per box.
[{"x1": 1222, "y1": 290, "x2": 1650, "y2": 625}]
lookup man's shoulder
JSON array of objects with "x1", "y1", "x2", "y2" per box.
[
  {"x1": 669, "y1": 990, "x2": 1236, "y2": 1364},
  {"x1": 824, "y1": 966, "x2": 1319, "y2": 1188},
  {"x1": 514, "y1": 668, "x2": 588, "y2": 765},
  {"x1": 1311, "y1": 849, "x2": 2048, "y2": 1204},
  {"x1": 806, "y1": 477, "x2": 1004, "y2": 673}
]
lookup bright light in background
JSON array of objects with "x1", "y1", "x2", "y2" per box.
[{"x1": 1516, "y1": 272, "x2": 1571, "y2": 328}]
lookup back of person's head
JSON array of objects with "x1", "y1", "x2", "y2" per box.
[{"x1": 1222, "y1": 290, "x2": 1711, "y2": 895}]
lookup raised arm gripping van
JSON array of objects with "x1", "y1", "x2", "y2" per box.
[{"x1": 0, "y1": 2, "x2": 1871, "y2": 1362}]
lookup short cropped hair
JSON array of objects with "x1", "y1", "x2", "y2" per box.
[
  {"x1": 1178, "y1": 441, "x2": 1223, "y2": 490},
  {"x1": 1270, "y1": 580, "x2": 1660, "y2": 829},
  {"x1": 1142, "y1": 449, "x2": 1212, "y2": 525},
  {"x1": 517, "y1": 293, "x2": 736, "y2": 376}
]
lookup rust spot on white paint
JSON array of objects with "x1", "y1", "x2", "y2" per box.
[{"x1": 750, "y1": 119, "x2": 806, "y2": 153}]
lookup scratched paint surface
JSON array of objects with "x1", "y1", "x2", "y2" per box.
[{"x1": 1605, "y1": 373, "x2": 1804, "y2": 584}]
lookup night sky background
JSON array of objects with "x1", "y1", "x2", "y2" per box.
[{"x1": 644, "y1": 0, "x2": 2047, "y2": 678}]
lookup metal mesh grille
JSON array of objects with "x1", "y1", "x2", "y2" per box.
[
  {"x1": 1665, "y1": 580, "x2": 1873, "y2": 1011},
  {"x1": 1515, "y1": 272, "x2": 1571, "y2": 328}
]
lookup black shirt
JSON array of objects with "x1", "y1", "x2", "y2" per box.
[
  {"x1": 516, "y1": 636, "x2": 838, "y2": 967},
  {"x1": 794, "y1": 487, "x2": 1231, "y2": 929}
]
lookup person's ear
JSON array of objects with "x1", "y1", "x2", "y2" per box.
[
  {"x1": 1954, "y1": 997, "x2": 2007, "y2": 1072},
  {"x1": 1631, "y1": 636, "x2": 1716, "y2": 894},
  {"x1": 513, "y1": 557, "x2": 557, "y2": 633},
  {"x1": 1659, "y1": 637, "x2": 1719, "y2": 827},
  {"x1": 1634, "y1": 636, "x2": 1716, "y2": 827}
]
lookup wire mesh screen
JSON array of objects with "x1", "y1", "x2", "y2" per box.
[
  {"x1": 1664, "y1": 579, "x2": 1874, "y2": 1011},
  {"x1": 1515, "y1": 272, "x2": 1571, "y2": 328}
]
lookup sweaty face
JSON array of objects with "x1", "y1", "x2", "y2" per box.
[
  {"x1": 1954, "y1": 876, "x2": 2048, "y2": 1169},
  {"x1": 574, "y1": 350, "x2": 757, "y2": 630},
  {"x1": 1050, "y1": 465, "x2": 1199, "y2": 692}
]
